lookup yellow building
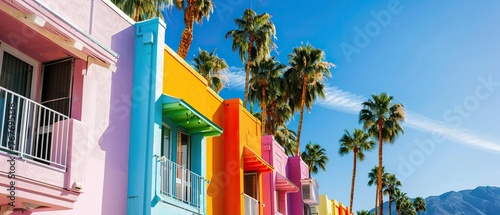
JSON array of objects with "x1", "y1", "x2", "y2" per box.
[{"x1": 312, "y1": 194, "x2": 352, "y2": 215}]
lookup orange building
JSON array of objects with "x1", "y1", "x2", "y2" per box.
[{"x1": 222, "y1": 98, "x2": 273, "y2": 215}]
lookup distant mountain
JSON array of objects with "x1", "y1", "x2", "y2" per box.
[{"x1": 368, "y1": 186, "x2": 500, "y2": 215}]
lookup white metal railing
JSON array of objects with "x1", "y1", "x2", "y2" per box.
[
  {"x1": 159, "y1": 158, "x2": 204, "y2": 209},
  {"x1": 244, "y1": 193, "x2": 259, "y2": 215},
  {"x1": 0, "y1": 86, "x2": 69, "y2": 170}
]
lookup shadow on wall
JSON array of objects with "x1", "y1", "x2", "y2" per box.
[{"x1": 98, "y1": 24, "x2": 135, "y2": 215}]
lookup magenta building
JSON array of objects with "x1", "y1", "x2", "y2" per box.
[
  {"x1": 0, "y1": 0, "x2": 134, "y2": 214},
  {"x1": 262, "y1": 136, "x2": 320, "y2": 215}
]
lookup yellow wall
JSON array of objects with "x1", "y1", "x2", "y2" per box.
[
  {"x1": 163, "y1": 46, "x2": 225, "y2": 215},
  {"x1": 318, "y1": 194, "x2": 332, "y2": 215},
  {"x1": 314, "y1": 195, "x2": 351, "y2": 215}
]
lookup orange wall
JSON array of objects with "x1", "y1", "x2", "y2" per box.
[
  {"x1": 163, "y1": 46, "x2": 264, "y2": 215},
  {"x1": 163, "y1": 46, "x2": 225, "y2": 215},
  {"x1": 223, "y1": 99, "x2": 263, "y2": 215}
]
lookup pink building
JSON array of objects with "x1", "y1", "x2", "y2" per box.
[
  {"x1": 262, "y1": 136, "x2": 320, "y2": 215},
  {"x1": 0, "y1": 0, "x2": 134, "y2": 214}
]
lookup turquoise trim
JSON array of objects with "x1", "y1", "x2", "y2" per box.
[{"x1": 127, "y1": 18, "x2": 166, "y2": 215}]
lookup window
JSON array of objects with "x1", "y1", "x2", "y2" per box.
[
  {"x1": 161, "y1": 125, "x2": 171, "y2": 159},
  {"x1": 244, "y1": 173, "x2": 258, "y2": 199},
  {"x1": 0, "y1": 42, "x2": 38, "y2": 98},
  {"x1": 275, "y1": 191, "x2": 280, "y2": 213},
  {"x1": 303, "y1": 203, "x2": 311, "y2": 215}
]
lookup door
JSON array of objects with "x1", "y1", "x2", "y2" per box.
[
  {"x1": 176, "y1": 132, "x2": 191, "y2": 201},
  {"x1": 0, "y1": 51, "x2": 33, "y2": 151},
  {"x1": 160, "y1": 125, "x2": 172, "y2": 196},
  {"x1": 34, "y1": 58, "x2": 72, "y2": 163}
]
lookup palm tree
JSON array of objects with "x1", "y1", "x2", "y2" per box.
[
  {"x1": 368, "y1": 166, "x2": 389, "y2": 215},
  {"x1": 392, "y1": 189, "x2": 407, "y2": 215},
  {"x1": 301, "y1": 141, "x2": 328, "y2": 178},
  {"x1": 269, "y1": 96, "x2": 292, "y2": 133},
  {"x1": 339, "y1": 129, "x2": 375, "y2": 214},
  {"x1": 248, "y1": 58, "x2": 285, "y2": 134},
  {"x1": 175, "y1": 0, "x2": 214, "y2": 59},
  {"x1": 413, "y1": 197, "x2": 426, "y2": 215},
  {"x1": 383, "y1": 174, "x2": 402, "y2": 215},
  {"x1": 357, "y1": 210, "x2": 374, "y2": 215},
  {"x1": 192, "y1": 48, "x2": 228, "y2": 93},
  {"x1": 226, "y1": 9, "x2": 276, "y2": 109},
  {"x1": 359, "y1": 93, "x2": 406, "y2": 215},
  {"x1": 111, "y1": 0, "x2": 172, "y2": 21},
  {"x1": 399, "y1": 199, "x2": 416, "y2": 215},
  {"x1": 286, "y1": 43, "x2": 334, "y2": 155},
  {"x1": 274, "y1": 126, "x2": 297, "y2": 156}
]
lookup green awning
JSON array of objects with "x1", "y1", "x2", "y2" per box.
[{"x1": 161, "y1": 95, "x2": 222, "y2": 137}]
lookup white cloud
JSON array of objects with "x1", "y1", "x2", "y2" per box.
[
  {"x1": 317, "y1": 86, "x2": 364, "y2": 113},
  {"x1": 405, "y1": 112, "x2": 500, "y2": 153},
  {"x1": 224, "y1": 66, "x2": 245, "y2": 91},
  {"x1": 316, "y1": 87, "x2": 500, "y2": 153}
]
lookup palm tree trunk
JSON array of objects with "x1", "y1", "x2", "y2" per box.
[
  {"x1": 267, "y1": 103, "x2": 273, "y2": 134},
  {"x1": 261, "y1": 82, "x2": 267, "y2": 135},
  {"x1": 134, "y1": 1, "x2": 140, "y2": 22},
  {"x1": 177, "y1": 1, "x2": 195, "y2": 59},
  {"x1": 378, "y1": 118, "x2": 384, "y2": 215},
  {"x1": 388, "y1": 194, "x2": 392, "y2": 215},
  {"x1": 349, "y1": 150, "x2": 357, "y2": 214},
  {"x1": 375, "y1": 187, "x2": 378, "y2": 215},
  {"x1": 295, "y1": 76, "x2": 308, "y2": 156},
  {"x1": 243, "y1": 37, "x2": 253, "y2": 109},
  {"x1": 397, "y1": 209, "x2": 400, "y2": 215}
]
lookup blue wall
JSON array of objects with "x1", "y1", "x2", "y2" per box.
[
  {"x1": 127, "y1": 18, "x2": 165, "y2": 215},
  {"x1": 127, "y1": 18, "x2": 206, "y2": 215}
]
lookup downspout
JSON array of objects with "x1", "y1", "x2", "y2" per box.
[{"x1": 32, "y1": 0, "x2": 119, "y2": 59}]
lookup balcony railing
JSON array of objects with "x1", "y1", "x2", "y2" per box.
[
  {"x1": 244, "y1": 193, "x2": 259, "y2": 215},
  {"x1": 0, "y1": 86, "x2": 69, "y2": 170},
  {"x1": 276, "y1": 212, "x2": 284, "y2": 215},
  {"x1": 159, "y1": 158, "x2": 204, "y2": 209}
]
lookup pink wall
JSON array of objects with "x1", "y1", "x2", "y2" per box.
[
  {"x1": 262, "y1": 135, "x2": 298, "y2": 215},
  {"x1": 288, "y1": 156, "x2": 309, "y2": 215},
  {"x1": 0, "y1": 0, "x2": 134, "y2": 214}
]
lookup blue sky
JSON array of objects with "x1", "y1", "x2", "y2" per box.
[{"x1": 162, "y1": 0, "x2": 500, "y2": 212}]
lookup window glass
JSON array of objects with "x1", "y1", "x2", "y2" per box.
[
  {"x1": 178, "y1": 132, "x2": 190, "y2": 169},
  {"x1": 161, "y1": 125, "x2": 171, "y2": 159}
]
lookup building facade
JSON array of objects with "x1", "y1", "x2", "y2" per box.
[
  {"x1": 0, "y1": 0, "x2": 134, "y2": 214},
  {"x1": 261, "y1": 135, "x2": 299, "y2": 215},
  {"x1": 127, "y1": 17, "x2": 227, "y2": 215},
  {"x1": 311, "y1": 194, "x2": 351, "y2": 215}
]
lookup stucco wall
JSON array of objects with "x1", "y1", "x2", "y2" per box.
[
  {"x1": 25, "y1": 1, "x2": 135, "y2": 214},
  {"x1": 163, "y1": 46, "x2": 225, "y2": 215}
]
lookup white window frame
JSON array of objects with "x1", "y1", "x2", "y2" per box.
[{"x1": 0, "y1": 41, "x2": 40, "y2": 100}]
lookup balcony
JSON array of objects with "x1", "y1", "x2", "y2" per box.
[
  {"x1": 301, "y1": 178, "x2": 320, "y2": 206},
  {"x1": 0, "y1": 86, "x2": 69, "y2": 170},
  {"x1": 244, "y1": 193, "x2": 259, "y2": 215},
  {"x1": 159, "y1": 158, "x2": 204, "y2": 210}
]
